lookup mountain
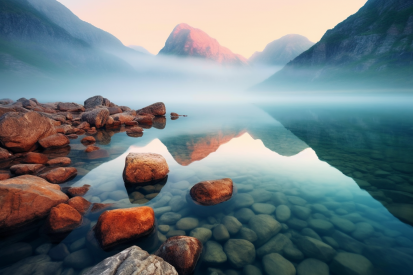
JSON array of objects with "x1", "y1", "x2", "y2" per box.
[
  {"x1": 129, "y1": 45, "x2": 153, "y2": 55},
  {"x1": 0, "y1": 0, "x2": 134, "y2": 77},
  {"x1": 249, "y1": 34, "x2": 314, "y2": 66},
  {"x1": 256, "y1": 0, "x2": 413, "y2": 90},
  {"x1": 158, "y1": 23, "x2": 248, "y2": 66}
]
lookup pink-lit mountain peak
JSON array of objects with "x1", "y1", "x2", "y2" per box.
[{"x1": 159, "y1": 23, "x2": 248, "y2": 66}]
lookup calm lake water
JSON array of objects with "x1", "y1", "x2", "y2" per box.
[{"x1": 1, "y1": 99, "x2": 413, "y2": 275}]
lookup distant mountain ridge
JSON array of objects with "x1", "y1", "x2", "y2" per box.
[
  {"x1": 256, "y1": 0, "x2": 413, "y2": 90},
  {"x1": 249, "y1": 34, "x2": 314, "y2": 66},
  {"x1": 158, "y1": 23, "x2": 248, "y2": 66}
]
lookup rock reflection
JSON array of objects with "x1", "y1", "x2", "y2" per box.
[{"x1": 126, "y1": 177, "x2": 168, "y2": 204}]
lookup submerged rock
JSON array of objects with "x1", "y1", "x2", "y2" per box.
[
  {"x1": 248, "y1": 214, "x2": 281, "y2": 245},
  {"x1": 67, "y1": 184, "x2": 91, "y2": 197},
  {"x1": 330, "y1": 252, "x2": 373, "y2": 275},
  {"x1": 68, "y1": 196, "x2": 91, "y2": 215},
  {"x1": 224, "y1": 239, "x2": 256, "y2": 268},
  {"x1": 136, "y1": 102, "x2": 166, "y2": 116},
  {"x1": 297, "y1": 258, "x2": 329, "y2": 275},
  {"x1": 85, "y1": 245, "x2": 178, "y2": 275},
  {"x1": 94, "y1": 206, "x2": 155, "y2": 250},
  {"x1": 262, "y1": 253, "x2": 295, "y2": 275},
  {"x1": 46, "y1": 203, "x2": 82, "y2": 234},
  {"x1": 123, "y1": 153, "x2": 169, "y2": 184},
  {"x1": 190, "y1": 178, "x2": 233, "y2": 206},
  {"x1": 0, "y1": 111, "x2": 56, "y2": 152},
  {"x1": 204, "y1": 241, "x2": 227, "y2": 264},
  {"x1": 155, "y1": 236, "x2": 202, "y2": 275},
  {"x1": 295, "y1": 236, "x2": 336, "y2": 262},
  {"x1": 81, "y1": 136, "x2": 96, "y2": 145},
  {"x1": 39, "y1": 167, "x2": 77, "y2": 184},
  {"x1": 257, "y1": 233, "x2": 292, "y2": 258}
]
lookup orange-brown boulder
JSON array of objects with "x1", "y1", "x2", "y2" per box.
[
  {"x1": 68, "y1": 196, "x2": 91, "y2": 215},
  {"x1": 135, "y1": 114, "x2": 154, "y2": 125},
  {"x1": 10, "y1": 164, "x2": 45, "y2": 175},
  {"x1": 123, "y1": 153, "x2": 169, "y2": 184},
  {"x1": 111, "y1": 113, "x2": 135, "y2": 125},
  {"x1": 38, "y1": 133, "x2": 70, "y2": 149},
  {"x1": 155, "y1": 236, "x2": 203, "y2": 275},
  {"x1": 126, "y1": 127, "x2": 143, "y2": 137},
  {"x1": 190, "y1": 178, "x2": 233, "y2": 206},
  {"x1": 136, "y1": 102, "x2": 166, "y2": 116},
  {"x1": 171, "y1": 112, "x2": 179, "y2": 117},
  {"x1": 0, "y1": 175, "x2": 68, "y2": 232},
  {"x1": 0, "y1": 111, "x2": 56, "y2": 152},
  {"x1": 39, "y1": 167, "x2": 77, "y2": 184},
  {"x1": 67, "y1": 184, "x2": 91, "y2": 197},
  {"x1": 22, "y1": 152, "x2": 49, "y2": 164},
  {"x1": 85, "y1": 145, "x2": 100, "y2": 153},
  {"x1": 0, "y1": 147, "x2": 12, "y2": 160},
  {"x1": 0, "y1": 170, "x2": 11, "y2": 180},
  {"x1": 94, "y1": 206, "x2": 155, "y2": 249},
  {"x1": 107, "y1": 107, "x2": 123, "y2": 115},
  {"x1": 77, "y1": 121, "x2": 90, "y2": 130},
  {"x1": 46, "y1": 203, "x2": 82, "y2": 234},
  {"x1": 81, "y1": 108, "x2": 110, "y2": 129},
  {"x1": 81, "y1": 136, "x2": 96, "y2": 145},
  {"x1": 57, "y1": 102, "x2": 85, "y2": 112},
  {"x1": 46, "y1": 157, "x2": 71, "y2": 167}
]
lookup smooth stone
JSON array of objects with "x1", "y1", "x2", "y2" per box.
[
  {"x1": 262, "y1": 253, "x2": 295, "y2": 275},
  {"x1": 158, "y1": 225, "x2": 170, "y2": 234},
  {"x1": 204, "y1": 241, "x2": 227, "y2": 265},
  {"x1": 351, "y1": 222, "x2": 374, "y2": 241},
  {"x1": 224, "y1": 239, "x2": 256, "y2": 268},
  {"x1": 166, "y1": 230, "x2": 186, "y2": 238},
  {"x1": 159, "y1": 212, "x2": 182, "y2": 225},
  {"x1": 169, "y1": 196, "x2": 186, "y2": 212},
  {"x1": 321, "y1": 236, "x2": 339, "y2": 249},
  {"x1": 176, "y1": 217, "x2": 199, "y2": 231},
  {"x1": 297, "y1": 258, "x2": 329, "y2": 275},
  {"x1": 222, "y1": 216, "x2": 242, "y2": 235},
  {"x1": 213, "y1": 224, "x2": 230, "y2": 242},
  {"x1": 154, "y1": 206, "x2": 172, "y2": 216},
  {"x1": 243, "y1": 265, "x2": 262, "y2": 275},
  {"x1": 311, "y1": 204, "x2": 330, "y2": 216},
  {"x1": 287, "y1": 196, "x2": 307, "y2": 206},
  {"x1": 272, "y1": 192, "x2": 288, "y2": 206},
  {"x1": 301, "y1": 228, "x2": 322, "y2": 241},
  {"x1": 330, "y1": 252, "x2": 373, "y2": 275},
  {"x1": 330, "y1": 216, "x2": 355, "y2": 233},
  {"x1": 291, "y1": 205, "x2": 311, "y2": 220},
  {"x1": 190, "y1": 228, "x2": 212, "y2": 243},
  {"x1": 252, "y1": 203, "x2": 276, "y2": 215},
  {"x1": 249, "y1": 215, "x2": 281, "y2": 245},
  {"x1": 190, "y1": 178, "x2": 233, "y2": 206},
  {"x1": 295, "y1": 236, "x2": 336, "y2": 262},
  {"x1": 249, "y1": 189, "x2": 272, "y2": 203},
  {"x1": 235, "y1": 208, "x2": 255, "y2": 223},
  {"x1": 283, "y1": 243, "x2": 304, "y2": 261},
  {"x1": 275, "y1": 205, "x2": 291, "y2": 222},
  {"x1": 257, "y1": 233, "x2": 292, "y2": 258},
  {"x1": 63, "y1": 248, "x2": 94, "y2": 269},
  {"x1": 232, "y1": 194, "x2": 254, "y2": 209},
  {"x1": 0, "y1": 242, "x2": 33, "y2": 266},
  {"x1": 239, "y1": 227, "x2": 258, "y2": 243},
  {"x1": 35, "y1": 243, "x2": 53, "y2": 255},
  {"x1": 122, "y1": 152, "x2": 169, "y2": 184},
  {"x1": 69, "y1": 237, "x2": 86, "y2": 252},
  {"x1": 362, "y1": 246, "x2": 413, "y2": 275},
  {"x1": 286, "y1": 218, "x2": 308, "y2": 231},
  {"x1": 331, "y1": 230, "x2": 365, "y2": 254},
  {"x1": 308, "y1": 219, "x2": 334, "y2": 235}
]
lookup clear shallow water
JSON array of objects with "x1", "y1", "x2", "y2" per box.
[{"x1": 1, "y1": 101, "x2": 413, "y2": 275}]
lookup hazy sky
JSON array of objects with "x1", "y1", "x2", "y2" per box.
[{"x1": 58, "y1": 0, "x2": 367, "y2": 58}]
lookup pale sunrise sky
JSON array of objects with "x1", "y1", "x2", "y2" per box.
[{"x1": 58, "y1": 0, "x2": 367, "y2": 58}]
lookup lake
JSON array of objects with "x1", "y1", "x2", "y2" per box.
[{"x1": 1, "y1": 98, "x2": 413, "y2": 275}]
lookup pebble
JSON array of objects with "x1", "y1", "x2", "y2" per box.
[
  {"x1": 169, "y1": 196, "x2": 187, "y2": 212},
  {"x1": 249, "y1": 214, "x2": 281, "y2": 245},
  {"x1": 330, "y1": 252, "x2": 373, "y2": 275},
  {"x1": 283, "y1": 243, "x2": 304, "y2": 261},
  {"x1": 204, "y1": 241, "x2": 227, "y2": 264},
  {"x1": 232, "y1": 194, "x2": 254, "y2": 209},
  {"x1": 222, "y1": 216, "x2": 242, "y2": 235},
  {"x1": 154, "y1": 206, "x2": 172, "y2": 216},
  {"x1": 301, "y1": 228, "x2": 322, "y2": 241},
  {"x1": 262, "y1": 253, "x2": 295, "y2": 275},
  {"x1": 330, "y1": 216, "x2": 356, "y2": 233},
  {"x1": 287, "y1": 196, "x2": 307, "y2": 206},
  {"x1": 291, "y1": 205, "x2": 312, "y2": 220},
  {"x1": 252, "y1": 203, "x2": 276, "y2": 214},
  {"x1": 297, "y1": 258, "x2": 329, "y2": 275},
  {"x1": 275, "y1": 205, "x2": 291, "y2": 222},
  {"x1": 176, "y1": 217, "x2": 199, "y2": 231},
  {"x1": 166, "y1": 230, "x2": 186, "y2": 238},
  {"x1": 256, "y1": 233, "x2": 291, "y2": 258},
  {"x1": 243, "y1": 265, "x2": 263, "y2": 275},
  {"x1": 158, "y1": 225, "x2": 170, "y2": 234},
  {"x1": 272, "y1": 192, "x2": 288, "y2": 206},
  {"x1": 234, "y1": 208, "x2": 255, "y2": 223},
  {"x1": 351, "y1": 222, "x2": 374, "y2": 241},
  {"x1": 69, "y1": 238, "x2": 86, "y2": 252},
  {"x1": 49, "y1": 243, "x2": 70, "y2": 261},
  {"x1": 213, "y1": 224, "x2": 230, "y2": 242},
  {"x1": 190, "y1": 228, "x2": 212, "y2": 243},
  {"x1": 308, "y1": 219, "x2": 335, "y2": 235},
  {"x1": 159, "y1": 212, "x2": 182, "y2": 225},
  {"x1": 286, "y1": 218, "x2": 308, "y2": 231},
  {"x1": 35, "y1": 243, "x2": 52, "y2": 255},
  {"x1": 239, "y1": 227, "x2": 258, "y2": 243},
  {"x1": 224, "y1": 239, "x2": 256, "y2": 268}
]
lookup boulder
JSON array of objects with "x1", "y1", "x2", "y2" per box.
[
  {"x1": 39, "y1": 167, "x2": 77, "y2": 184},
  {"x1": 123, "y1": 153, "x2": 169, "y2": 184},
  {"x1": 0, "y1": 147, "x2": 12, "y2": 160},
  {"x1": 0, "y1": 175, "x2": 68, "y2": 232},
  {"x1": 135, "y1": 114, "x2": 154, "y2": 125},
  {"x1": 68, "y1": 196, "x2": 91, "y2": 215},
  {"x1": 0, "y1": 106, "x2": 15, "y2": 117},
  {"x1": 262, "y1": 253, "x2": 295, "y2": 275},
  {"x1": 0, "y1": 98, "x2": 13, "y2": 105},
  {"x1": 224, "y1": 239, "x2": 255, "y2": 268},
  {"x1": 57, "y1": 102, "x2": 85, "y2": 112},
  {"x1": 155, "y1": 236, "x2": 202, "y2": 275},
  {"x1": 38, "y1": 133, "x2": 70, "y2": 149},
  {"x1": 111, "y1": 113, "x2": 135, "y2": 124},
  {"x1": 330, "y1": 252, "x2": 373, "y2": 275},
  {"x1": 84, "y1": 95, "x2": 105, "y2": 109},
  {"x1": 22, "y1": 152, "x2": 48, "y2": 164},
  {"x1": 10, "y1": 164, "x2": 44, "y2": 175},
  {"x1": 46, "y1": 157, "x2": 71, "y2": 167},
  {"x1": 81, "y1": 109, "x2": 110, "y2": 129},
  {"x1": 0, "y1": 111, "x2": 56, "y2": 152},
  {"x1": 85, "y1": 245, "x2": 178, "y2": 275},
  {"x1": 81, "y1": 136, "x2": 96, "y2": 145},
  {"x1": 107, "y1": 106, "x2": 123, "y2": 115},
  {"x1": 136, "y1": 102, "x2": 166, "y2": 116},
  {"x1": 295, "y1": 236, "x2": 336, "y2": 262},
  {"x1": 46, "y1": 203, "x2": 82, "y2": 234},
  {"x1": 190, "y1": 178, "x2": 233, "y2": 206},
  {"x1": 67, "y1": 184, "x2": 91, "y2": 197},
  {"x1": 94, "y1": 206, "x2": 155, "y2": 250}
]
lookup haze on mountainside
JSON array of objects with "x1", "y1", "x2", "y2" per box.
[
  {"x1": 249, "y1": 34, "x2": 315, "y2": 67},
  {"x1": 255, "y1": 0, "x2": 413, "y2": 91}
]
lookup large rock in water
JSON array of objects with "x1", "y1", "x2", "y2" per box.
[
  {"x1": 190, "y1": 178, "x2": 233, "y2": 205},
  {"x1": 85, "y1": 245, "x2": 178, "y2": 275},
  {"x1": 0, "y1": 175, "x2": 68, "y2": 232},
  {"x1": 155, "y1": 236, "x2": 202, "y2": 275},
  {"x1": 45, "y1": 203, "x2": 82, "y2": 234},
  {"x1": 81, "y1": 108, "x2": 110, "y2": 129},
  {"x1": 136, "y1": 102, "x2": 166, "y2": 116},
  {"x1": 38, "y1": 133, "x2": 70, "y2": 149},
  {"x1": 0, "y1": 111, "x2": 56, "y2": 152},
  {"x1": 39, "y1": 167, "x2": 77, "y2": 184},
  {"x1": 84, "y1": 96, "x2": 110, "y2": 109},
  {"x1": 123, "y1": 153, "x2": 169, "y2": 184},
  {"x1": 94, "y1": 206, "x2": 155, "y2": 250}
]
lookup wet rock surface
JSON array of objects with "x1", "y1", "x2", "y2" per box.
[
  {"x1": 123, "y1": 152, "x2": 169, "y2": 184},
  {"x1": 136, "y1": 102, "x2": 166, "y2": 116},
  {"x1": 38, "y1": 133, "x2": 70, "y2": 149},
  {"x1": 39, "y1": 167, "x2": 77, "y2": 184},
  {"x1": 190, "y1": 178, "x2": 233, "y2": 205},
  {"x1": 46, "y1": 203, "x2": 82, "y2": 234}
]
